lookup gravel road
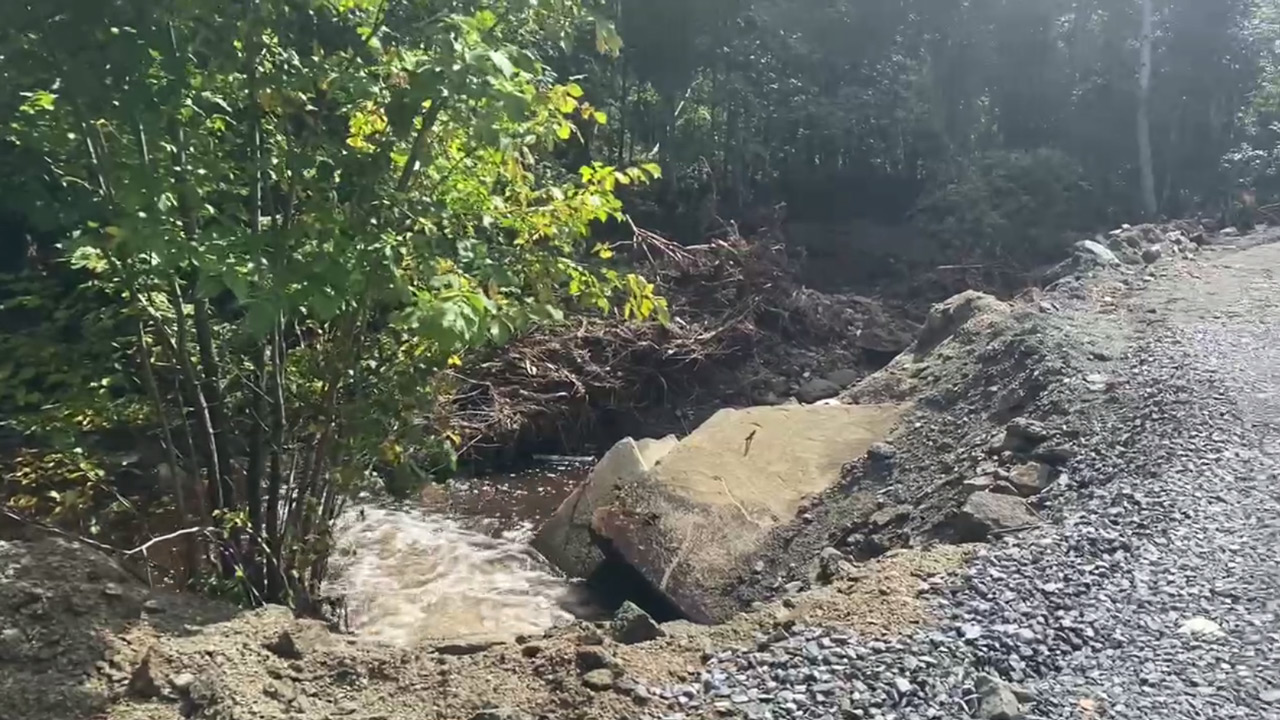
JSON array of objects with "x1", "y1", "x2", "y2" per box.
[{"x1": 656, "y1": 238, "x2": 1280, "y2": 720}]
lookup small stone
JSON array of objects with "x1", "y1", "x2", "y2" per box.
[
  {"x1": 974, "y1": 674, "x2": 1021, "y2": 720},
  {"x1": 264, "y1": 630, "x2": 303, "y2": 659},
  {"x1": 435, "y1": 639, "x2": 502, "y2": 656},
  {"x1": 1178, "y1": 617, "x2": 1226, "y2": 639},
  {"x1": 963, "y1": 476, "x2": 998, "y2": 494},
  {"x1": 1260, "y1": 688, "x2": 1280, "y2": 704},
  {"x1": 1141, "y1": 244, "x2": 1163, "y2": 264},
  {"x1": 102, "y1": 583, "x2": 124, "y2": 597},
  {"x1": 867, "y1": 443, "x2": 897, "y2": 461},
  {"x1": 1220, "y1": 226, "x2": 1241, "y2": 237},
  {"x1": 471, "y1": 708, "x2": 534, "y2": 720},
  {"x1": 613, "y1": 601, "x2": 665, "y2": 645},
  {"x1": 1006, "y1": 463, "x2": 1054, "y2": 497},
  {"x1": 142, "y1": 599, "x2": 164, "y2": 613},
  {"x1": 1032, "y1": 444, "x2": 1077, "y2": 466},
  {"x1": 575, "y1": 646, "x2": 614, "y2": 674},
  {"x1": 893, "y1": 677, "x2": 912, "y2": 696},
  {"x1": 816, "y1": 547, "x2": 852, "y2": 584},
  {"x1": 170, "y1": 672, "x2": 197, "y2": 693},
  {"x1": 582, "y1": 669, "x2": 615, "y2": 692}
]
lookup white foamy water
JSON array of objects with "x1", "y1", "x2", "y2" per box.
[{"x1": 326, "y1": 506, "x2": 596, "y2": 646}]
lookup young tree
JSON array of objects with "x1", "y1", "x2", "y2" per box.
[{"x1": 2, "y1": 0, "x2": 661, "y2": 604}]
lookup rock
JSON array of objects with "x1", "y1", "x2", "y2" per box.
[
  {"x1": 1075, "y1": 239, "x2": 1119, "y2": 265},
  {"x1": 264, "y1": 630, "x2": 303, "y2": 659},
  {"x1": 1002, "y1": 418, "x2": 1053, "y2": 448},
  {"x1": 519, "y1": 643, "x2": 544, "y2": 659},
  {"x1": 1190, "y1": 231, "x2": 1209, "y2": 247},
  {"x1": 796, "y1": 378, "x2": 843, "y2": 403},
  {"x1": 824, "y1": 368, "x2": 862, "y2": 389},
  {"x1": 264, "y1": 678, "x2": 298, "y2": 703},
  {"x1": 950, "y1": 494, "x2": 1040, "y2": 541},
  {"x1": 575, "y1": 646, "x2": 614, "y2": 674},
  {"x1": 102, "y1": 583, "x2": 124, "y2": 597},
  {"x1": 1260, "y1": 688, "x2": 1280, "y2": 704},
  {"x1": 866, "y1": 442, "x2": 896, "y2": 461},
  {"x1": 974, "y1": 673, "x2": 1022, "y2": 720},
  {"x1": 435, "y1": 639, "x2": 502, "y2": 656},
  {"x1": 816, "y1": 547, "x2": 853, "y2": 584},
  {"x1": 1178, "y1": 617, "x2": 1226, "y2": 639},
  {"x1": 141, "y1": 598, "x2": 164, "y2": 613},
  {"x1": 612, "y1": 602, "x2": 665, "y2": 645},
  {"x1": 170, "y1": 673, "x2": 197, "y2": 694},
  {"x1": 533, "y1": 436, "x2": 677, "y2": 579},
  {"x1": 1220, "y1": 226, "x2": 1240, "y2": 237},
  {"x1": 582, "y1": 669, "x2": 615, "y2": 692},
  {"x1": 589, "y1": 404, "x2": 904, "y2": 623},
  {"x1": 1006, "y1": 462, "x2": 1054, "y2": 497},
  {"x1": 1141, "y1": 244, "x2": 1164, "y2": 264},
  {"x1": 962, "y1": 476, "x2": 998, "y2": 494},
  {"x1": 127, "y1": 649, "x2": 162, "y2": 699},
  {"x1": 915, "y1": 291, "x2": 1010, "y2": 355},
  {"x1": 471, "y1": 708, "x2": 534, "y2": 720},
  {"x1": 989, "y1": 481, "x2": 1021, "y2": 496},
  {"x1": 1032, "y1": 444, "x2": 1077, "y2": 466}
]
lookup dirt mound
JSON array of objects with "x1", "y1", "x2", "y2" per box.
[
  {"x1": 446, "y1": 233, "x2": 921, "y2": 465},
  {"x1": 0, "y1": 521, "x2": 967, "y2": 720}
]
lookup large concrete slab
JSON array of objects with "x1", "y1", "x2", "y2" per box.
[
  {"x1": 591, "y1": 403, "x2": 906, "y2": 623},
  {"x1": 532, "y1": 436, "x2": 678, "y2": 579}
]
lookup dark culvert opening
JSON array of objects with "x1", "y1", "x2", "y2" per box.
[{"x1": 583, "y1": 540, "x2": 687, "y2": 623}]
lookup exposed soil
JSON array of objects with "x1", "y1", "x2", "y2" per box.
[{"x1": 0, "y1": 523, "x2": 968, "y2": 720}]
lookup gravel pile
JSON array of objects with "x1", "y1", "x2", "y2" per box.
[{"x1": 652, "y1": 242, "x2": 1280, "y2": 719}]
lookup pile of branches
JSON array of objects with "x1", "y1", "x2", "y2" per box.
[{"x1": 444, "y1": 225, "x2": 880, "y2": 465}]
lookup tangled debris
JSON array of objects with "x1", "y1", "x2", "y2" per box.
[{"x1": 447, "y1": 230, "x2": 920, "y2": 465}]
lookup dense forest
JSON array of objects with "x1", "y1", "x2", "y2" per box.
[{"x1": 2, "y1": 0, "x2": 1279, "y2": 607}]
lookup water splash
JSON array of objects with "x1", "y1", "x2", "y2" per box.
[{"x1": 326, "y1": 506, "x2": 597, "y2": 646}]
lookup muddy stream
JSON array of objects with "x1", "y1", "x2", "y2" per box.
[{"x1": 325, "y1": 460, "x2": 604, "y2": 646}]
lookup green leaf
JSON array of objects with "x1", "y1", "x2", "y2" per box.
[{"x1": 489, "y1": 50, "x2": 515, "y2": 78}]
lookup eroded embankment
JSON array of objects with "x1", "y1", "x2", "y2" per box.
[{"x1": 0, "y1": 218, "x2": 1242, "y2": 720}]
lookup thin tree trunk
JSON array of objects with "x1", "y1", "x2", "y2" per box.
[
  {"x1": 135, "y1": 320, "x2": 199, "y2": 584},
  {"x1": 1137, "y1": 0, "x2": 1158, "y2": 218},
  {"x1": 193, "y1": 297, "x2": 235, "y2": 509}
]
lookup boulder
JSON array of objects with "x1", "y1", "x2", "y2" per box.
[
  {"x1": 950, "y1": 494, "x2": 1040, "y2": 541},
  {"x1": 796, "y1": 378, "x2": 843, "y2": 403},
  {"x1": 532, "y1": 436, "x2": 677, "y2": 579},
  {"x1": 590, "y1": 403, "x2": 905, "y2": 623},
  {"x1": 1142, "y1": 244, "x2": 1163, "y2": 264}
]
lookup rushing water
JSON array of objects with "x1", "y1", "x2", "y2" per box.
[{"x1": 325, "y1": 461, "x2": 600, "y2": 646}]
